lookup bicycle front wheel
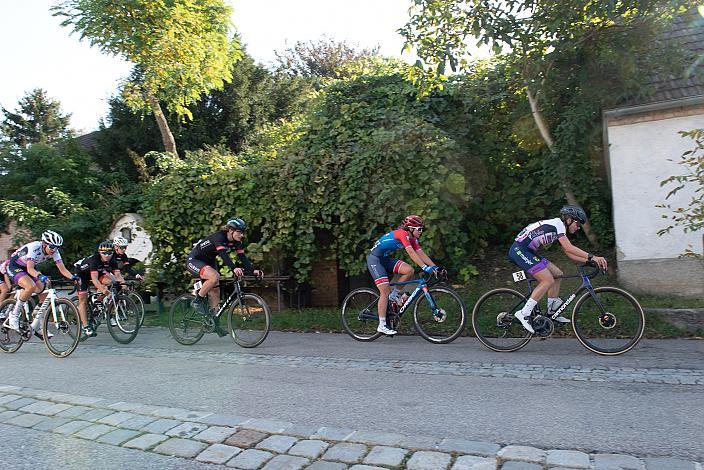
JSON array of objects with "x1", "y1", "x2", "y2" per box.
[
  {"x1": 43, "y1": 299, "x2": 81, "y2": 358},
  {"x1": 471, "y1": 288, "x2": 533, "y2": 352},
  {"x1": 572, "y1": 287, "x2": 645, "y2": 356},
  {"x1": 340, "y1": 288, "x2": 382, "y2": 342},
  {"x1": 0, "y1": 299, "x2": 24, "y2": 353},
  {"x1": 127, "y1": 292, "x2": 146, "y2": 327},
  {"x1": 226, "y1": 293, "x2": 271, "y2": 348},
  {"x1": 107, "y1": 295, "x2": 141, "y2": 344},
  {"x1": 413, "y1": 286, "x2": 467, "y2": 344},
  {"x1": 169, "y1": 294, "x2": 205, "y2": 345}
]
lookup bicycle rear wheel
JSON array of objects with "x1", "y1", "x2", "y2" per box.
[
  {"x1": 169, "y1": 294, "x2": 205, "y2": 345},
  {"x1": 43, "y1": 299, "x2": 81, "y2": 358},
  {"x1": 0, "y1": 299, "x2": 24, "y2": 353},
  {"x1": 226, "y1": 293, "x2": 271, "y2": 348},
  {"x1": 572, "y1": 287, "x2": 645, "y2": 356},
  {"x1": 340, "y1": 288, "x2": 382, "y2": 342},
  {"x1": 471, "y1": 288, "x2": 532, "y2": 352},
  {"x1": 107, "y1": 295, "x2": 141, "y2": 344},
  {"x1": 413, "y1": 286, "x2": 466, "y2": 344}
]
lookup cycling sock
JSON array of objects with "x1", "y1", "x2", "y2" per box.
[
  {"x1": 11, "y1": 299, "x2": 26, "y2": 318},
  {"x1": 378, "y1": 316, "x2": 386, "y2": 327},
  {"x1": 547, "y1": 297, "x2": 562, "y2": 313},
  {"x1": 520, "y1": 298, "x2": 538, "y2": 316}
]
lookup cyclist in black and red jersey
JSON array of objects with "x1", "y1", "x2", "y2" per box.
[
  {"x1": 112, "y1": 236, "x2": 144, "y2": 281},
  {"x1": 187, "y1": 218, "x2": 263, "y2": 318},
  {"x1": 73, "y1": 241, "x2": 127, "y2": 337}
]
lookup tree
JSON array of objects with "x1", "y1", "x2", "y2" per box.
[
  {"x1": 90, "y1": 52, "x2": 315, "y2": 176},
  {"x1": 658, "y1": 128, "x2": 704, "y2": 257},
  {"x1": 400, "y1": 0, "x2": 697, "y2": 246},
  {"x1": 53, "y1": 0, "x2": 243, "y2": 156},
  {"x1": 274, "y1": 37, "x2": 380, "y2": 80},
  {"x1": 0, "y1": 88, "x2": 72, "y2": 147}
]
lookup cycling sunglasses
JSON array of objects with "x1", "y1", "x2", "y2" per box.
[
  {"x1": 409, "y1": 226, "x2": 424, "y2": 233},
  {"x1": 47, "y1": 244, "x2": 60, "y2": 250}
]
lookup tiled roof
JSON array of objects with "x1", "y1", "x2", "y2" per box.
[
  {"x1": 624, "y1": 9, "x2": 704, "y2": 107},
  {"x1": 74, "y1": 130, "x2": 100, "y2": 151}
]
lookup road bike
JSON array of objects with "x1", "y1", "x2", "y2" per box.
[
  {"x1": 169, "y1": 276, "x2": 271, "y2": 348},
  {"x1": 122, "y1": 279, "x2": 146, "y2": 327},
  {"x1": 70, "y1": 283, "x2": 141, "y2": 344},
  {"x1": 341, "y1": 271, "x2": 466, "y2": 344},
  {"x1": 0, "y1": 279, "x2": 81, "y2": 358},
  {"x1": 471, "y1": 262, "x2": 645, "y2": 355}
]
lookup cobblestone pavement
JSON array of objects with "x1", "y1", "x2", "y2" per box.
[
  {"x1": 0, "y1": 384, "x2": 701, "y2": 470},
  {"x1": 49, "y1": 343, "x2": 704, "y2": 386}
]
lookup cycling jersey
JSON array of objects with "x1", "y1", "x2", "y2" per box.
[
  {"x1": 74, "y1": 253, "x2": 120, "y2": 276},
  {"x1": 7, "y1": 241, "x2": 64, "y2": 284},
  {"x1": 514, "y1": 218, "x2": 566, "y2": 251},
  {"x1": 370, "y1": 229, "x2": 421, "y2": 257},
  {"x1": 9, "y1": 241, "x2": 63, "y2": 267},
  {"x1": 74, "y1": 253, "x2": 120, "y2": 294},
  {"x1": 187, "y1": 230, "x2": 253, "y2": 276},
  {"x1": 113, "y1": 252, "x2": 137, "y2": 277}
]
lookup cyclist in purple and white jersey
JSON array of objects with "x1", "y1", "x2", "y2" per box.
[
  {"x1": 0, "y1": 259, "x2": 11, "y2": 303},
  {"x1": 507, "y1": 205, "x2": 608, "y2": 333},
  {"x1": 367, "y1": 215, "x2": 440, "y2": 335},
  {"x1": 3, "y1": 230, "x2": 76, "y2": 338}
]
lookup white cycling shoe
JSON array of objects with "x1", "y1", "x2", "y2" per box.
[
  {"x1": 377, "y1": 324, "x2": 397, "y2": 335},
  {"x1": 513, "y1": 311, "x2": 535, "y2": 334},
  {"x1": 3, "y1": 314, "x2": 20, "y2": 332}
]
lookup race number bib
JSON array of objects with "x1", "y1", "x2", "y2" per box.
[{"x1": 512, "y1": 270, "x2": 527, "y2": 282}]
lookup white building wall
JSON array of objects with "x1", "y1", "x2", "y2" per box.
[
  {"x1": 107, "y1": 213, "x2": 152, "y2": 263},
  {"x1": 608, "y1": 114, "x2": 703, "y2": 260},
  {"x1": 607, "y1": 111, "x2": 703, "y2": 296}
]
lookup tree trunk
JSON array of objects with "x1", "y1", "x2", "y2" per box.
[
  {"x1": 148, "y1": 95, "x2": 178, "y2": 157},
  {"x1": 526, "y1": 87, "x2": 601, "y2": 248}
]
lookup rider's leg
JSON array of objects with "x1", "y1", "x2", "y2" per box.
[
  {"x1": 194, "y1": 266, "x2": 219, "y2": 314},
  {"x1": 545, "y1": 263, "x2": 569, "y2": 322},
  {"x1": 392, "y1": 262, "x2": 413, "y2": 303},
  {"x1": 376, "y1": 281, "x2": 392, "y2": 328},
  {"x1": 514, "y1": 268, "x2": 554, "y2": 334},
  {"x1": 7, "y1": 275, "x2": 38, "y2": 330},
  {"x1": 77, "y1": 292, "x2": 90, "y2": 328},
  {"x1": 0, "y1": 281, "x2": 9, "y2": 304}
]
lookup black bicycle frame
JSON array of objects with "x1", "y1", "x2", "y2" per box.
[{"x1": 522, "y1": 264, "x2": 603, "y2": 320}]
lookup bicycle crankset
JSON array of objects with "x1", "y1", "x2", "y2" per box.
[
  {"x1": 387, "y1": 313, "x2": 400, "y2": 331},
  {"x1": 599, "y1": 312, "x2": 616, "y2": 329},
  {"x1": 202, "y1": 315, "x2": 216, "y2": 333},
  {"x1": 532, "y1": 315, "x2": 554, "y2": 338}
]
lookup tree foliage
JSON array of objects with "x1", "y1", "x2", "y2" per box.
[
  {"x1": 53, "y1": 0, "x2": 244, "y2": 155},
  {"x1": 0, "y1": 88, "x2": 72, "y2": 148},
  {"x1": 658, "y1": 128, "x2": 704, "y2": 256},
  {"x1": 274, "y1": 37, "x2": 380, "y2": 80}
]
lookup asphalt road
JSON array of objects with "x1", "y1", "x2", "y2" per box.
[{"x1": 2, "y1": 327, "x2": 702, "y2": 461}]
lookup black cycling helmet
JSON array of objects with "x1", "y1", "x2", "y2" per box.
[
  {"x1": 98, "y1": 241, "x2": 114, "y2": 254},
  {"x1": 226, "y1": 218, "x2": 247, "y2": 231},
  {"x1": 560, "y1": 205, "x2": 587, "y2": 225}
]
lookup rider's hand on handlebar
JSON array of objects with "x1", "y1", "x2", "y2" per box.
[
  {"x1": 233, "y1": 267, "x2": 245, "y2": 278},
  {"x1": 253, "y1": 269, "x2": 264, "y2": 280},
  {"x1": 135, "y1": 274, "x2": 144, "y2": 281},
  {"x1": 422, "y1": 265, "x2": 438, "y2": 274}
]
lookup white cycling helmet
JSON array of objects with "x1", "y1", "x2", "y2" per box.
[
  {"x1": 113, "y1": 236, "x2": 129, "y2": 248},
  {"x1": 41, "y1": 230, "x2": 64, "y2": 247}
]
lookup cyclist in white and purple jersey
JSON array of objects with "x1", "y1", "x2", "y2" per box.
[
  {"x1": 3, "y1": 230, "x2": 76, "y2": 337},
  {"x1": 367, "y1": 215, "x2": 440, "y2": 335},
  {"x1": 0, "y1": 258, "x2": 12, "y2": 305},
  {"x1": 507, "y1": 205, "x2": 608, "y2": 333}
]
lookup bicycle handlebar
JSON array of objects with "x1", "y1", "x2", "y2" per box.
[
  {"x1": 48, "y1": 278, "x2": 78, "y2": 295},
  {"x1": 579, "y1": 262, "x2": 604, "y2": 279}
]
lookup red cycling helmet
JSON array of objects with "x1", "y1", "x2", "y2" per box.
[{"x1": 402, "y1": 215, "x2": 424, "y2": 229}]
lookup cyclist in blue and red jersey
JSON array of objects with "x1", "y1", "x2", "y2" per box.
[
  {"x1": 367, "y1": 215, "x2": 440, "y2": 335},
  {"x1": 508, "y1": 205, "x2": 608, "y2": 333}
]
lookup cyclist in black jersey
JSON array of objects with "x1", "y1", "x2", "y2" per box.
[
  {"x1": 73, "y1": 241, "x2": 126, "y2": 337},
  {"x1": 112, "y1": 236, "x2": 143, "y2": 281},
  {"x1": 187, "y1": 218, "x2": 262, "y2": 316}
]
